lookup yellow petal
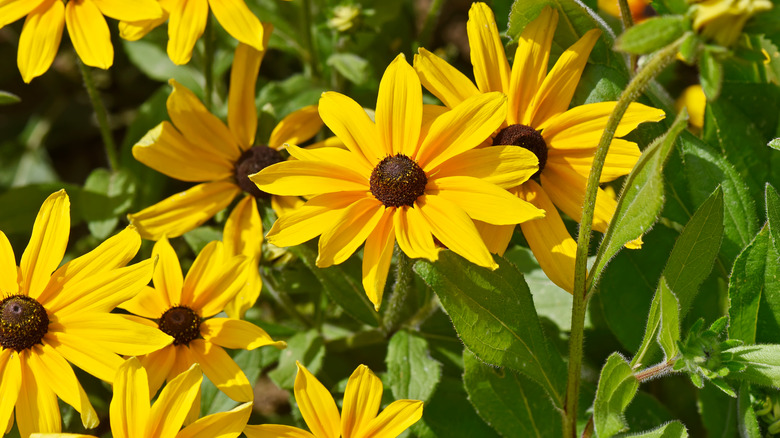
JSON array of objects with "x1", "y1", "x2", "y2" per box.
[
  {"x1": 223, "y1": 196, "x2": 262, "y2": 260},
  {"x1": 393, "y1": 205, "x2": 438, "y2": 261},
  {"x1": 376, "y1": 54, "x2": 422, "y2": 156},
  {"x1": 413, "y1": 48, "x2": 480, "y2": 108},
  {"x1": 137, "y1": 346, "x2": 176, "y2": 396},
  {"x1": 517, "y1": 181, "x2": 576, "y2": 293},
  {"x1": 165, "y1": 344, "x2": 197, "y2": 390},
  {"x1": 132, "y1": 122, "x2": 235, "y2": 182},
  {"x1": 20, "y1": 189, "x2": 69, "y2": 299},
  {"x1": 318, "y1": 91, "x2": 382, "y2": 167},
  {"x1": 44, "y1": 331, "x2": 124, "y2": 382},
  {"x1": 250, "y1": 160, "x2": 369, "y2": 197},
  {"x1": 427, "y1": 176, "x2": 544, "y2": 225},
  {"x1": 316, "y1": 198, "x2": 385, "y2": 267},
  {"x1": 510, "y1": 6, "x2": 557, "y2": 125},
  {"x1": 147, "y1": 363, "x2": 202, "y2": 438},
  {"x1": 271, "y1": 194, "x2": 306, "y2": 217},
  {"x1": 228, "y1": 26, "x2": 273, "y2": 149},
  {"x1": 474, "y1": 220, "x2": 514, "y2": 255},
  {"x1": 127, "y1": 181, "x2": 241, "y2": 240},
  {"x1": 167, "y1": 0, "x2": 208, "y2": 65},
  {"x1": 51, "y1": 313, "x2": 173, "y2": 356},
  {"x1": 269, "y1": 105, "x2": 323, "y2": 149},
  {"x1": 118, "y1": 15, "x2": 168, "y2": 41},
  {"x1": 294, "y1": 361, "x2": 340, "y2": 438},
  {"x1": 178, "y1": 239, "x2": 224, "y2": 305},
  {"x1": 92, "y1": 0, "x2": 162, "y2": 21},
  {"x1": 16, "y1": 352, "x2": 61, "y2": 437},
  {"x1": 191, "y1": 256, "x2": 250, "y2": 318},
  {"x1": 17, "y1": 0, "x2": 64, "y2": 83},
  {"x1": 416, "y1": 92, "x2": 507, "y2": 171},
  {"x1": 65, "y1": 0, "x2": 113, "y2": 69},
  {"x1": 416, "y1": 194, "x2": 497, "y2": 269},
  {"x1": 178, "y1": 401, "x2": 252, "y2": 438},
  {"x1": 467, "y1": 2, "x2": 510, "y2": 94},
  {"x1": 285, "y1": 143, "x2": 373, "y2": 175},
  {"x1": 540, "y1": 101, "x2": 666, "y2": 145},
  {"x1": 189, "y1": 340, "x2": 253, "y2": 402},
  {"x1": 0, "y1": 350, "x2": 22, "y2": 432},
  {"x1": 209, "y1": 0, "x2": 264, "y2": 50},
  {"x1": 0, "y1": 0, "x2": 45, "y2": 28},
  {"x1": 201, "y1": 318, "x2": 286, "y2": 350},
  {"x1": 244, "y1": 425, "x2": 316, "y2": 438},
  {"x1": 547, "y1": 139, "x2": 641, "y2": 183},
  {"x1": 361, "y1": 209, "x2": 395, "y2": 310},
  {"x1": 526, "y1": 29, "x2": 601, "y2": 127},
  {"x1": 153, "y1": 236, "x2": 184, "y2": 308},
  {"x1": 434, "y1": 145, "x2": 539, "y2": 189},
  {"x1": 361, "y1": 400, "x2": 423, "y2": 438},
  {"x1": 540, "y1": 166, "x2": 616, "y2": 233},
  {"x1": 0, "y1": 231, "x2": 19, "y2": 295},
  {"x1": 111, "y1": 357, "x2": 151, "y2": 438},
  {"x1": 341, "y1": 365, "x2": 383, "y2": 438}
]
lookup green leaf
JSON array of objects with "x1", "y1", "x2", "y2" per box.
[
  {"x1": 0, "y1": 184, "x2": 83, "y2": 235},
  {"x1": 463, "y1": 351, "x2": 561, "y2": 438},
  {"x1": 699, "y1": 384, "x2": 738, "y2": 438},
  {"x1": 594, "y1": 353, "x2": 640, "y2": 438},
  {"x1": 327, "y1": 53, "x2": 371, "y2": 85},
  {"x1": 769, "y1": 138, "x2": 780, "y2": 151},
  {"x1": 727, "y1": 345, "x2": 780, "y2": 388},
  {"x1": 386, "y1": 330, "x2": 441, "y2": 403},
  {"x1": 81, "y1": 168, "x2": 136, "y2": 239},
  {"x1": 620, "y1": 421, "x2": 688, "y2": 438},
  {"x1": 657, "y1": 279, "x2": 681, "y2": 360},
  {"x1": 615, "y1": 16, "x2": 687, "y2": 55},
  {"x1": 650, "y1": 0, "x2": 687, "y2": 14},
  {"x1": 267, "y1": 329, "x2": 325, "y2": 390},
  {"x1": 414, "y1": 377, "x2": 499, "y2": 438},
  {"x1": 590, "y1": 109, "x2": 688, "y2": 289},
  {"x1": 121, "y1": 39, "x2": 203, "y2": 92},
  {"x1": 766, "y1": 184, "x2": 780, "y2": 249},
  {"x1": 0, "y1": 91, "x2": 20, "y2": 105},
  {"x1": 183, "y1": 226, "x2": 223, "y2": 255},
  {"x1": 699, "y1": 49, "x2": 723, "y2": 101},
  {"x1": 414, "y1": 252, "x2": 566, "y2": 407},
  {"x1": 737, "y1": 384, "x2": 761, "y2": 438}
]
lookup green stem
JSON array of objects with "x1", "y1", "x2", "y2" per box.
[
  {"x1": 383, "y1": 247, "x2": 415, "y2": 335},
  {"x1": 418, "y1": 0, "x2": 444, "y2": 48},
  {"x1": 203, "y1": 15, "x2": 215, "y2": 111},
  {"x1": 301, "y1": 0, "x2": 321, "y2": 78},
  {"x1": 616, "y1": 0, "x2": 638, "y2": 73},
  {"x1": 562, "y1": 35, "x2": 686, "y2": 438},
  {"x1": 77, "y1": 60, "x2": 119, "y2": 171},
  {"x1": 261, "y1": 270, "x2": 313, "y2": 329}
]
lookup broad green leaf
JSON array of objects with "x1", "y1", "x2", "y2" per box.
[
  {"x1": 727, "y1": 345, "x2": 780, "y2": 388},
  {"x1": 699, "y1": 49, "x2": 723, "y2": 101},
  {"x1": 766, "y1": 184, "x2": 780, "y2": 249},
  {"x1": 121, "y1": 39, "x2": 203, "y2": 92},
  {"x1": 624, "y1": 390, "x2": 676, "y2": 433},
  {"x1": 657, "y1": 279, "x2": 681, "y2": 360},
  {"x1": 632, "y1": 290, "x2": 663, "y2": 368},
  {"x1": 0, "y1": 183, "x2": 83, "y2": 235},
  {"x1": 463, "y1": 351, "x2": 561, "y2": 438},
  {"x1": 594, "y1": 353, "x2": 640, "y2": 438},
  {"x1": 737, "y1": 384, "x2": 761, "y2": 438},
  {"x1": 81, "y1": 168, "x2": 136, "y2": 239},
  {"x1": 414, "y1": 252, "x2": 566, "y2": 407},
  {"x1": 268, "y1": 329, "x2": 325, "y2": 390},
  {"x1": 621, "y1": 421, "x2": 688, "y2": 438},
  {"x1": 387, "y1": 330, "x2": 441, "y2": 403},
  {"x1": 770, "y1": 138, "x2": 780, "y2": 151},
  {"x1": 699, "y1": 384, "x2": 738, "y2": 438},
  {"x1": 0, "y1": 91, "x2": 20, "y2": 105},
  {"x1": 327, "y1": 53, "x2": 371, "y2": 85},
  {"x1": 183, "y1": 226, "x2": 223, "y2": 255},
  {"x1": 615, "y1": 16, "x2": 687, "y2": 55},
  {"x1": 590, "y1": 110, "x2": 688, "y2": 290},
  {"x1": 414, "y1": 377, "x2": 499, "y2": 438}
]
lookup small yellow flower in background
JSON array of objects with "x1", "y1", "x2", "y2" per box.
[
  {"x1": 251, "y1": 54, "x2": 545, "y2": 310},
  {"x1": 676, "y1": 84, "x2": 707, "y2": 130},
  {"x1": 244, "y1": 361, "x2": 423, "y2": 438},
  {"x1": 0, "y1": 0, "x2": 162, "y2": 83},
  {"x1": 329, "y1": 4, "x2": 362, "y2": 33},
  {"x1": 31, "y1": 357, "x2": 253, "y2": 438},
  {"x1": 119, "y1": 0, "x2": 266, "y2": 65},
  {"x1": 692, "y1": 0, "x2": 773, "y2": 47},
  {"x1": 414, "y1": 3, "x2": 665, "y2": 292},
  {"x1": 119, "y1": 237, "x2": 286, "y2": 405},
  {"x1": 598, "y1": 0, "x2": 653, "y2": 22},
  {"x1": 0, "y1": 190, "x2": 172, "y2": 438}
]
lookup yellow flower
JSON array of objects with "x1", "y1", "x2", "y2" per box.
[
  {"x1": 0, "y1": 190, "x2": 172, "y2": 438},
  {"x1": 676, "y1": 84, "x2": 706, "y2": 130},
  {"x1": 119, "y1": 237, "x2": 286, "y2": 404},
  {"x1": 31, "y1": 357, "x2": 253, "y2": 438},
  {"x1": 0, "y1": 0, "x2": 162, "y2": 83},
  {"x1": 413, "y1": 3, "x2": 665, "y2": 292},
  {"x1": 251, "y1": 54, "x2": 545, "y2": 310},
  {"x1": 244, "y1": 362, "x2": 423, "y2": 438},
  {"x1": 119, "y1": 0, "x2": 267, "y2": 65},
  {"x1": 692, "y1": 0, "x2": 773, "y2": 47}
]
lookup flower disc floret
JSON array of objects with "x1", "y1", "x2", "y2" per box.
[
  {"x1": 158, "y1": 306, "x2": 202, "y2": 346},
  {"x1": 235, "y1": 145, "x2": 285, "y2": 199},
  {"x1": 0, "y1": 295, "x2": 49, "y2": 351},
  {"x1": 493, "y1": 124, "x2": 548, "y2": 179},
  {"x1": 370, "y1": 154, "x2": 428, "y2": 207}
]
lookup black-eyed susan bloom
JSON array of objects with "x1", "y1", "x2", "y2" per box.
[
  {"x1": 244, "y1": 362, "x2": 422, "y2": 438},
  {"x1": 0, "y1": 190, "x2": 173, "y2": 438},
  {"x1": 0, "y1": 0, "x2": 162, "y2": 82},
  {"x1": 251, "y1": 54, "x2": 545, "y2": 310},
  {"x1": 31, "y1": 358, "x2": 253, "y2": 438},
  {"x1": 119, "y1": 237, "x2": 286, "y2": 404},
  {"x1": 414, "y1": 3, "x2": 665, "y2": 292}
]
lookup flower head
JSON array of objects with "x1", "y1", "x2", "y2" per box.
[
  {"x1": 0, "y1": 0, "x2": 162, "y2": 82},
  {"x1": 692, "y1": 0, "x2": 773, "y2": 47},
  {"x1": 251, "y1": 54, "x2": 545, "y2": 309},
  {"x1": 0, "y1": 190, "x2": 172, "y2": 438},
  {"x1": 244, "y1": 362, "x2": 423, "y2": 438},
  {"x1": 414, "y1": 3, "x2": 665, "y2": 292}
]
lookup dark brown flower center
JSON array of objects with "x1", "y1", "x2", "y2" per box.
[
  {"x1": 234, "y1": 145, "x2": 284, "y2": 199},
  {"x1": 158, "y1": 306, "x2": 202, "y2": 346},
  {"x1": 493, "y1": 124, "x2": 547, "y2": 179},
  {"x1": 370, "y1": 154, "x2": 427, "y2": 207},
  {"x1": 0, "y1": 295, "x2": 49, "y2": 351}
]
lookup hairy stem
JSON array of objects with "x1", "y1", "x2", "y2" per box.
[{"x1": 78, "y1": 60, "x2": 119, "y2": 171}]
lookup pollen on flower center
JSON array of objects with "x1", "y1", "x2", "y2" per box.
[
  {"x1": 370, "y1": 154, "x2": 428, "y2": 207},
  {"x1": 158, "y1": 306, "x2": 202, "y2": 346},
  {"x1": 493, "y1": 124, "x2": 548, "y2": 178},
  {"x1": 0, "y1": 295, "x2": 49, "y2": 351},
  {"x1": 235, "y1": 145, "x2": 284, "y2": 199}
]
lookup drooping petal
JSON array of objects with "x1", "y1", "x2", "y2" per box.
[
  {"x1": 201, "y1": 318, "x2": 286, "y2": 350},
  {"x1": 147, "y1": 363, "x2": 202, "y2": 438},
  {"x1": 167, "y1": 0, "x2": 208, "y2": 65},
  {"x1": 17, "y1": 0, "x2": 64, "y2": 83},
  {"x1": 540, "y1": 166, "x2": 616, "y2": 233},
  {"x1": 294, "y1": 362, "x2": 340, "y2": 438},
  {"x1": 118, "y1": 15, "x2": 168, "y2": 41},
  {"x1": 316, "y1": 198, "x2": 385, "y2": 267},
  {"x1": 111, "y1": 357, "x2": 151, "y2": 438},
  {"x1": 416, "y1": 194, "x2": 497, "y2": 269},
  {"x1": 127, "y1": 181, "x2": 241, "y2": 240},
  {"x1": 209, "y1": 0, "x2": 264, "y2": 50},
  {"x1": 416, "y1": 92, "x2": 507, "y2": 171},
  {"x1": 189, "y1": 340, "x2": 253, "y2": 402},
  {"x1": 153, "y1": 236, "x2": 184, "y2": 307},
  {"x1": 318, "y1": 91, "x2": 382, "y2": 167},
  {"x1": 467, "y1": 2, "x2": 510, "y2": 94},
  {"x1": 223, "y1": 196, "x2": 262, "y2": 318},
  {"x1": 474, "y1": 220, "x2": 515, "y2": 255},
  {"x1": 0, "y1": 350, "x2": 21, "y2": 432},
  {"x1": 433, "y1": 146, "x2": 539, "y2": 189},
  {"x1": 243, "y1": 424, "x2": 316, "y2": 438},
  {"x1": 375, "y1": 54, "x2": 422, "y2": 156},
  {"x1": 269, "y1": 105, "x2": 323, "y2": 149},
  {"x1": 250, "y1": 160, "x2": 369, "y2": 197},
  {"x1": 16, "y1": 352, "x2": 61, "y2": 437},
  {"x1": 0, "y1": 231, "x2": 19, "y2": 295},
  {"x1": 361, "y1": 400, "x2": 423, "y2": 438},
  {"x1": 361, "y1": 209, "x2": 395, "y2": 310},
  {"x1": 539, "y1": 101, "x2": 666, "y2": 144},
  {"x1": 65, "y1": 0, "x2": 113, "y2": 69},
  {"x1": 341, "y1": 365, "x2": 383, "y2": 438},
  {"x1": 44, "y1": 331, "x2": 124, "y2": 382},
  {"x1": 393, "y1": 205, "x2": 438, "y2": 261},
  {"x1": 413, "y1": 48, "x2": 480, "y2": 108},
  {"x1": 50, "y1": 313, "x2": 173, "y2": 356},
  {"x1": 137, "y1": 345, "x2": 176, "y2": 396},
  {"x1": 91, "y1": 0, "x2": 162, "y2": 21},
  {"x1": 547, "y1": 139, "x2": 641, "y2": 183},
  {"x1": 271, "y1": 194, "x2": 306, "y2": 218},
  {"x1": 0, "y1": 0, "x2": 46, "y2": 28},
  {"x1": 177, "y1": 401, "x2": 252, "y2": 438},
  {"x1": 20, "y1": 190, "x2": 69, "y2": 299},
  {"x1": 518, "y1": 181, "x2": 576, "y2": 293}
]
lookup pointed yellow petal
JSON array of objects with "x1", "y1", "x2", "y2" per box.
[
  {"x1": 92, "y1": 0, "x2": 161, "y2": 21},
  {"x1": 167, "y1": 0, "x2": 208, "y2": 65},
  {"x1": 547, "y1": 139, "x2": 641, "y2": 183},
  {"x1": 110, "y1": 358, "x2": 150, "y2": 438},
  {"x1": 317, "y1": 198, "x2": 384, "y2": 267},
  {"x1": 286, "y1": 143, "x2": 373, "y2": 175},
  {"x1": 189, "y1": 340, "x2": 253, "y2": 402},
  {"x1": 413, "y1": 48, "x2": 480, "y2": 108},
  {"x1": 148, "y1": 363, "x2": 202, "y2": 438},
  {"x1": 294, "y1": 361, "x2": 340, "y2": 438},
  {"x1": 20, "y1": 190, "x2": 69, "y2": 299},
  {"x1": 269, "y1": 105, "x2": 323, "y2": 148},
  {"x1": 271, "y1": 194, "x2": 305, "y2": 217},
  {"x1": 0, "y1": 231, "x2": 19, "y2": 295},
  {"x1": 361, "y1": 399, "x2": 423, "y2": 438},
  {"x1": 474, "y1": 220, "x2": 514, "y2": 255},
  {"x1": 17, "y1": 0, "x2": 64, "y2": 83},
  {"x1": 433, "y1": 146, "x2": 539, "y2": 189},
  {"x1": 361, "y1": 209, "x2": 395, "y2": 310},
  {"x1": 393, "y1": 205, "x2": 438, "y2": 261},
  {"x1": 510, "y1": 6, "x2": 557, "y2": 125},
  {"x1": 152, "y1": 236, "x2": 184, "y2": 307},
  {"x1": 539, "y1": 101, "x2": 666, "y2": 145},
  {"x1": 137, "y1": 346, "x2": 177, "y2": 396},
  {"x1": 0, "y1": 349, "x2": 21, "y2": 432},
  {"x1": 201, "y1": 318, "x2": 286, "y2": 350},
  {"x1": 191, "y1": 256, "x2": 251, "y2": 318},
  {"x1": 51, "y1": 313, "x2": 172, "y2": 356},
  {"x1": 318, "y1": 91, "x2": 382, "y2": 167},
  {"x1": 228, "y1": 26, "x2": 272, "y2": 149},
  {"x1": 127, "y1": 181, "x2": 241, "y2": 240},
  {"x1": 45, "y1": 331, "x2": 124, "y2": 382},
  {"x1": 540, "y1": 166, "x2": 615, "y2": 233},
  {"x1": 65, "y1": 0, "x2": 113, "y2": 69},
  {"x1": 118, "y1": 15, "x2": 168, "y2": 41},
  {"x1": 376, "y1": 54, "x2": 422, "y2": 156},
  {"x1": 341, "y1": 365, "x2": 383, "y2": 438},
  {"x1": 224, "y1": 196, "x2": 262, "y2": 260},
  {"x1": 243, "y1": 424, "x2": 316, "y2": 438},
  {"x1": 467, "y1": 2, "x2": 510, "y2": 94},
  {"x1": 16, "y1": 352, "x2": 61, "y2": 437},
  {"x1": 0, "y1": 0, "x2": 45, "y2": 28},
  {"x1": 178, "y1": 401, "x2": 252, "y2": 438},
  {"x1": 250, "y1": 160, "x2": 369, "y2": 197},
  {"x1": 416, "y1": 194, "x2": 497, "y2": 269},
  {"x1": 209, "y1": 0, "x2": 264, "y2": 50}
]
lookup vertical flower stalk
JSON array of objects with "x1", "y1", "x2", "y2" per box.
[{"x1": 78, "y1": 59, "x2": 119, "y2": 171}]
